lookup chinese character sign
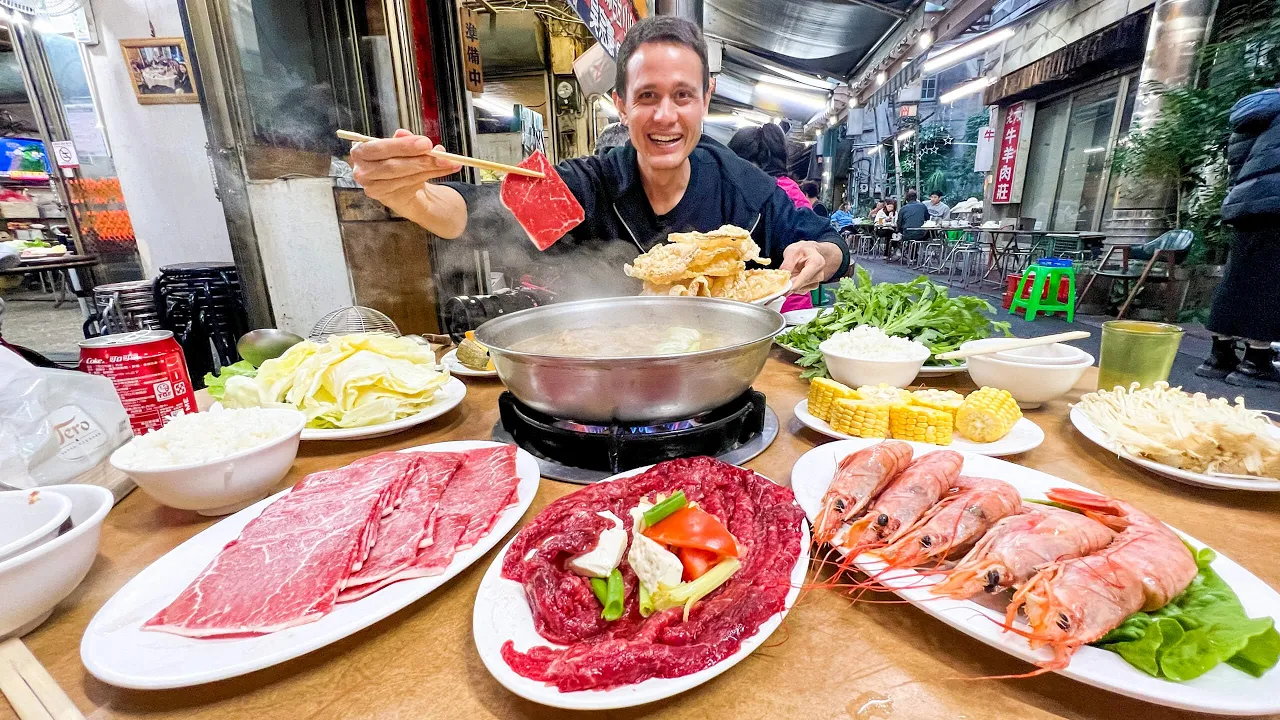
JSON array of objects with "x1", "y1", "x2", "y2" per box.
[
  {"x1": 974, "y1": 126, "x2": 995, "y2": 172},
  {"x1": 570, "y1": 0, "x2": 638, "y2": 59},
  {"x1": 458, "y1": 7, "x2": 484, "y2": 93},
  {"x1": 992, "y1": 102, "x2": 1024, "y2": 204}
]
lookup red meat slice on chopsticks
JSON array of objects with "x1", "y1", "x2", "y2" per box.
[{"x1": 500, "y1": 150, "x2": 584, "y2": 251}]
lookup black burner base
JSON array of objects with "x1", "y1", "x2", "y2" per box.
[{"x1": 494, "y1": 390, "x2": 776, "y2": 484}]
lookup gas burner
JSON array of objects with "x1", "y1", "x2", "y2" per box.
[{"x1": 492, "y1": 390, "x2": 778, "y2": 484}]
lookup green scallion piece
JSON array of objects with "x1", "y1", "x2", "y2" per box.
[
  {"x1": 590, "y1": 576, "x2": 608, "y2": 606},
  {"x1": 642, "y1": 490, "x2": 687, "y2": 528},
  {"x1": 601, "y1": 568, "x2": 625, "y2": 621}
]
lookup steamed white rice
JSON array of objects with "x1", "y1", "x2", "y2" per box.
[
  {"x1": 820, "y1": 325, "x2": 930, "y2": 361},
  {"x1": 113, "y1": 408, "x2": 300, "y2": 469}
]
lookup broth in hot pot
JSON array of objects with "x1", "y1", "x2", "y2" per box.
[{"x1": 509, "y1": 325, "x2": 727, "y2": 357}]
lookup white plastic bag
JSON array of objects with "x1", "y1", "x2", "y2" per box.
[{"x1": 0, "y1": 346, "x2": 132, "y2": 488}]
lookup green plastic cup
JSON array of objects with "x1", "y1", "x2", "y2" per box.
[{"x1": 1097, "y1": 321, "x2": 1184, "y2": 390}]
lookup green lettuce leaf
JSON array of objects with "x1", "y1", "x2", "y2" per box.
[
  {"x1": 1093, "y1": 547, "x2": 1280, "y2": 681},
  {"x1": 203, "y1": 360, "x2": 258, "y2": 401}
]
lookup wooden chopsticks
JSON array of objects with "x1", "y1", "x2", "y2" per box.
[
  {"x1": 335, "y1": 130, "x2": 545, "y2": 178},
  {"x1": 0, "y1": 639, "x2": 83, "y2": 720}
]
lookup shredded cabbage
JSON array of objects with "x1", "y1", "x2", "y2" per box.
[{"x1": 221, "y1": 333, "x2": 450, "y2": 429}]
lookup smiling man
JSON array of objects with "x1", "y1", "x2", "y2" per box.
[{"x1": 351, "y1": 16, "x2": 847, "y2": 296}]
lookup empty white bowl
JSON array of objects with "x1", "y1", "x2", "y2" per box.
[
  {"x1": 962, "y1": 338, "x2": 1094, "y2": 409},
  {"x1": 0, "y1": 484, "x2": 113, "y2": 639},
  {"x1": 995, "y1": 343, "x2": 1091, "y2": 366},
  {"x1": 0, "y1": 490, "x2": 72, "y2": 563},
  {"x1": 820, "y1": 339, "x2": 931, "y2": 388},
  {"x1": 110, "y1": 408, "x2": 305, "y2": 516}
]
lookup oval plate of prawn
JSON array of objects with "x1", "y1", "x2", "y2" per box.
[
  {"x1": 791, "y1": 438, "x2": 1280, "y2": 716},
  {"x1": 793, "y1": 399, "x2": 1046, "y2": 456},
  {"x1": 1071, "y1": 407, "x2": 1280, "y2": 492}
]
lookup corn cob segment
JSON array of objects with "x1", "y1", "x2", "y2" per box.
[
  {"x1": 829, "y1": 399, "x2": 891, "y2": 439},
  {"x1": 954, "y1": 387, "x2": 1022, "y2": 442},
  {"x1": 808, "y1": 377, "x2": 858, "y2": 422}
]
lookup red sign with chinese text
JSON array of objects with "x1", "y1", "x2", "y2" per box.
[
  {"x1": 571, "y1": 0, "x2": 638, "y2": 58},
  {"x1": 992, "y1": 101, "x2": 1024, "y2": 204}
]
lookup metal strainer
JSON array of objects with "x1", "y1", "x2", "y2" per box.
[{"x1": 309, "y1": 306, "x2": 400, "y2": 341}]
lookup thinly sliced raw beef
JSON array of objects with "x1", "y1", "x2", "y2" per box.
[
  {"x1": 443, "y1": 445, "x2": 521, "y2": 550},
  {"x1": 142, "y1": 454, "x2": 419, "y2": 638},
  {"x1": 337, "y1": 514, "x2": 470, "y2": 603},
  {"x1": 499, "y1": 150, "x2": 584, "y2": 251},
  {"x1": 344, "y1": 452, "x2": 464, "y2": 589}
]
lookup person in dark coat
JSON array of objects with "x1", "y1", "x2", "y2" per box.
[{"x1": 1197, "y1": 88, "x2": 1280, "y2": 388}]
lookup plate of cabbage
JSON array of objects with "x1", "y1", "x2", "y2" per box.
[{"x1": 205, "y1": 332, "x2": 465, "y2": 441}]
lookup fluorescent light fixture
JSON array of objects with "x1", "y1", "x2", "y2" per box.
[
  {"x1": 752, "y1": 60, "x2": 838, "y2": 90},
  {"x1": 918, "y1": 31, "x2": 933, "y2": 49},
  {"x1": 938, "y1": 76, "x2": 995, "y2": 104},
  {"x1": 754, "y1": 82, "x2": 828, "y2": 109},
  {"x1": 733, "y1": 108, "x2": 773, "y2": 124},
  {"x1": 867, "y1": 145, "x2": 880, "y2": 155},
  {"x1": 473, "y1": 96, "x2": 514, "y2": 116},
  {"x1": 896, "y1": 129, "x2": 915, "y2": 142},
  {"x1": 756, "y1": 73, "x2": 821, "y2": 91},
  {"x1": 1082, "y1": 147, "x2": 1107, "y2": 154},
  {"x1": 705, "y1": 113, "x2": 750, "y2": 126},
  {"x1": 596, "y1": 95, "x2": 618, "y2": 118},
  {"x1": 875, "y1": 71, "x2": 887, "y2": 86},
  {"x1": 923, "y1": 28, "x2": 1015, "y2": 73}
]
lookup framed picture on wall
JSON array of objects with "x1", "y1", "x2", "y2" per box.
[{"x1": 119, "y1": 37, "x2": 198, "y2": 105}]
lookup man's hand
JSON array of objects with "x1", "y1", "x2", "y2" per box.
[
  {"x1": 780, "y1": 240, "x2": 842, "y2": 294},
  {"x1": 350, "y1": 129, "x2": 468, "y2": 237}
]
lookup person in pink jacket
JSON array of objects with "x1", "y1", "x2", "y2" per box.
[{"x1": 728, "y1": 123, "x2": 819, "y2": 310}]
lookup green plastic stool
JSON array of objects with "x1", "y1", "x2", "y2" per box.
[{"x1": 1009, "y1": 260, "x2": 1075, "y2": 322}]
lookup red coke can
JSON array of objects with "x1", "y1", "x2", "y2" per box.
[{"x1": 79, "y1": 330, "x2": 199, "y2": 435}]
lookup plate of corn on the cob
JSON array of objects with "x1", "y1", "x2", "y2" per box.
[{"x1": 795, "y1": 381, "x2": 1044, "y2": 456}]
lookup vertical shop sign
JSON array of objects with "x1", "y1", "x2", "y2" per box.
[
  {"x1": 974, "y1": 126, "x2": 995, "y2": 172},
  {"x1": 993, "y1": 101, "x2": 1024, "y2": 202},
  {"x1": 569, "y1": 0, "x2": 638, "y2": 58},
  {"x1": 459, "y1": 7, "x2": 484, "y2": 94}
]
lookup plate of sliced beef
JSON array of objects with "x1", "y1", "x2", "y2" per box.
[
  {"x1": 81, "y1": 441, "x2": 538, "y2": 689},
  {"x1": 473, "y1": 457, "x2": 809, "y2": 709}
]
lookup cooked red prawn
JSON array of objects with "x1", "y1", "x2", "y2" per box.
[
  {"x1": 845, "y1": 450, "x2": 963, "y2": 551},
  {"x1": 814, "y1": 441, "x2": 913, "y2": 545},
  {"x1": 875, "y1": 476, "x2": 1022, "y2": 568},
  {"x1": 1004, "y1": 488, "x2": 1197, "y2": 670},
  {"x1": 931, "y1": 503, "x2": 1114, "y2": 600}
]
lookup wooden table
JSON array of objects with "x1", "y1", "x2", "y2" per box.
[{"x1": 11, "y1": 356, "x2": 1280, "y2": 720}]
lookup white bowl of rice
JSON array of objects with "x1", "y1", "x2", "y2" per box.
[
  {"x1": 110, "y1": 407, "x2": 305, "y2": 516},
  {"x1": 819, "y1": 325, "x2": 931, "y2": 388}
]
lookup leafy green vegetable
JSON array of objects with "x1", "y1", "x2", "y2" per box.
[
  {"x1": 638, "y1": 582, "x2": 655, "y2": 618},
  {"x1": 203, "y1": 360, "x2": 258, "y2": 401},
  {"x1": 1094, "y1": 547, "x2": 1280, "y2": 681},
  {"x1": 776, "y1": 267, "x2": 1011, "y2": 379}
]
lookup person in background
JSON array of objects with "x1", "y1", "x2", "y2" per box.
[
  {"x1": 1196, "y1": 88, "x2": 1280, "y2": 388},
  {"x1": 873, "y1": 199, "x2": 897, "y2": 226},
  {"x1": 897, "y1": 189, "x2": 930, "y2": 242},
  {"x1": 595, "y1": 122, "x2": 630, "y2": 156},
  {"x1": 727, "y1": 122, "x2": 815, "y2": 311},
  {"x1": 727, "y1": 123, "x2": 810, "y2": 209},
  {"x1": 925, "y1": 191, "x2": 951, "y2": 221},
  {"x1": 801, "y1": 181, "x2": 829, "y2": 217}
]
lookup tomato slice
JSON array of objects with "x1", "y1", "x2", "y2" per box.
[
  {"x1": 643, "y1": 506, "x2": 739, "y2": 557},
  {"x1": 678, "y1": 547, "x2": 721, "y2": 581}
]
